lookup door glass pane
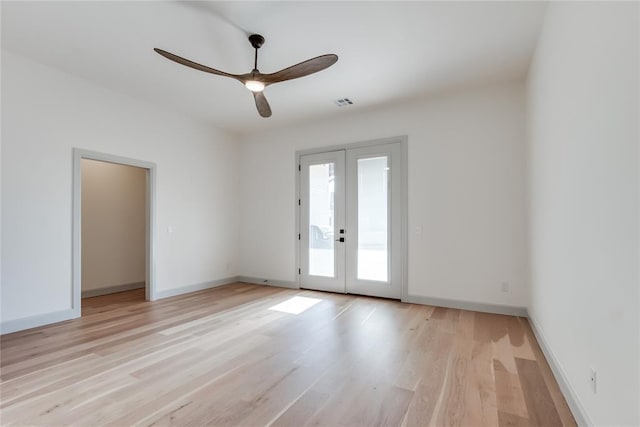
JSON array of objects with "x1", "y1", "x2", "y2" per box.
[
  {"x1": 309, "y1": 163, "x2": 335, "y2": 277},
  {"x1": 357, "y1": 157, "x2": 388, "y2": 282}
]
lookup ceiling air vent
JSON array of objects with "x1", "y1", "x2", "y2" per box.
[{"x1": 334, "y1": 98, "x2": 354, "y2": 107}]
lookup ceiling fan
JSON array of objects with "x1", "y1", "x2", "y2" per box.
[{"x1": 154, "y1": 34, "x2": 338, "y2": 118}]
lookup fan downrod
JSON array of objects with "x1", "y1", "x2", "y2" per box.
[{"x1": 249, "y1": 34, "x2": 265, "y2": 49}]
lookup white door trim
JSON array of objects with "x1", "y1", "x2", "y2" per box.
[
  {"x1": 295, "y1": 135, "x2": 408, "y2": 300},
  {"x1": 72, "y1": 148, "x2": 157, "y2": 317}
]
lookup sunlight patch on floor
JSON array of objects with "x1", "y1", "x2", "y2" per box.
[{"x1": 269, "y1": 296, "x2": 322, "y2": 314}]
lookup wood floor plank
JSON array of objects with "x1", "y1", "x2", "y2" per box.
[
  {"x1": 498, "y1": 410, "x2": 530, "y2": 427},
  {"x1": 521, "y1": 319, "x2": 577, "y2": 427},
  {"x1": 493, "y1": 359, "x2": 529, "y2": 418},
  {"x1": 269, "y1": 389, "x2": 332, "y2": 427},
  {"x1": 402, "y1": 331, "x2": 455, "y2": 427},
  {"x1": 515, "y1": 357, "x2": 564, "y2": 427},
  {"x1": 469, "y1": 340, "x2": 500, "y2": 426},
  {"x1": 0, "y1": 283, "x2": 576, "y2": 426}
]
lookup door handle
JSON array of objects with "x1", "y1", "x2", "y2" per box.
[{"x1": 335, "y1": 237, "x2": 345, "y2": 242}]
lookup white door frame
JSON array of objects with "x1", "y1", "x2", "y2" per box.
[
  {"x1": 72, "y1": 148, "x2": 157, "y2": 317},
  {"x1": 295, "y1": 135, "x2": 409, "y2": 301}
]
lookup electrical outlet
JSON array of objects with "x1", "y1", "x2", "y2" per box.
[
  {"x1": 590, "y1": 368, "x2": 597, "y2": 394},
  {"x1": 501, "y1": 282, "x2": 510, "y2": 292}
]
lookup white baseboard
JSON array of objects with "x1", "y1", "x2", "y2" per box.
[
  {"x1": 404, "y1": 294, "x2": 527, "y2": 317},
  {"x1": 236, "y1": 275, "x2": 299, "y2": 289},
  {"x1": 154, "y1": 276, "x2": 240, "y2": 299},
  {"x1": 81, "y1": 282, "x2": 145, "y2": 298},
  {"x1": 527, "y1": 311, "x2": 592, "y2": 426},
  {"x1": 231, "y1": 280, "x2": 525, "y2": 317},
  {"x1": 1, "y1": 308, "x2": 78, "y2": 335},
  {"x1": 1, "y1": 277, "x2": 240, "y2": 334}
]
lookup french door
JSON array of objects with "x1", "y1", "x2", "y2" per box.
[{"x1": 299, "y1": 142, "x2": 402, "y2": 299}]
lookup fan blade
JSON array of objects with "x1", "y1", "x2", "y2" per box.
[
  {"x1": 154, "y1": 48, "x2": 240, "y2": 80},
  {"x1": 261, "y1": 54, "x2": 338, "y2": 84},
  {"x1": 253, "y1": 91, "x2": 272, "y2": 118}
]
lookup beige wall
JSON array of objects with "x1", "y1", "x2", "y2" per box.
[
  {"x1": 239, "y1": 81, "x2": 529, "y2": 308},
  {"x1": 2, "y1": 51, "x2": 240, "y2": 329},
  {"x1": 527, "y1": 2, "x2": 639, "y2": 425},
  {"x1": 81, "y1": 159, "x2": 146, "y2": 292}
]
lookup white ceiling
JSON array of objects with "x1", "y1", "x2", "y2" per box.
[{"x1": 1, "y1": 1, "x2": 546, "y2": 135}]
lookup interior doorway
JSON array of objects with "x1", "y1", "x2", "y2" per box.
[
  {"x1": 81, "y1": 159, "x2": 146, "y2": 304},
  {"x1": 297, "y1": 137, "x2": 407, "y2": 300},
  {"x1": 72, "y1": 149, "x2": 156, "y2": 317}
]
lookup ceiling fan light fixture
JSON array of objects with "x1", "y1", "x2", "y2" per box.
[
  {"x1": 245, "y1": 80, "x2": 265, "y2": 92},
  {"x1": 155, "y1": 33, "x2": 338, "y2": 117}
]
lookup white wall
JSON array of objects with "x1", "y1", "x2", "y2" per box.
[
  {"x1": 527, "y1": 2, "x2": 639, "y2": 425},
  {"x1": 1, "y1": 50, "x2": 240, "y2": 328},
  {"x1": 81, "y1": 159, "x2": 146, "y2": 292},
  {"x1": 238, "y1": 81, "x2": 529, "y2": 308}
]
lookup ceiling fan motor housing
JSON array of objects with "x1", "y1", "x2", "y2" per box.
[{"x1": 249, "y1": 34, "x2": 265, "y2": 49}]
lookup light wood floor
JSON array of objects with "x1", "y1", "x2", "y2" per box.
[{"x1": 0, "y1": 283, "x2": 575, "y2": 426}]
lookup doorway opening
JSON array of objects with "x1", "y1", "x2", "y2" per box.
[
  {"x1": 72, "y1": 149, "x2": 156, "y2": 318},
  {"x1": 296, "y1": 136, "x2": 408, "y2": 300}
]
